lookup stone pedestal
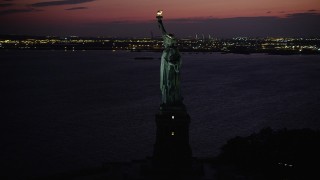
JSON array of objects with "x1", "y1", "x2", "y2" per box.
[{"x1": 153, "y1": 104, "x2": 192, "y2": 169}]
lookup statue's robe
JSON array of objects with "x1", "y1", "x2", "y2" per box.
[{"x1": 160, "y1": 35, "x2": 182, "y2": 105}]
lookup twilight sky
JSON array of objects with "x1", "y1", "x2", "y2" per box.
[{"x1": 0, "y1": 0, "x2": 320, "y2": 37}]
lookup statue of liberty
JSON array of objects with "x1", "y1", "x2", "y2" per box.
[{"x1": 156, "y1": 10, "x2": 183, "y2": 107}]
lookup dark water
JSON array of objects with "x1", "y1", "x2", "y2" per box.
[{"x1": 1, "y1": 50, "x2": 320, "y2": 178}]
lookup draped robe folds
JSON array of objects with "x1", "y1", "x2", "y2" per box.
[{"x1": 158, "y1": 21, "x2": 183, "y2": 105}]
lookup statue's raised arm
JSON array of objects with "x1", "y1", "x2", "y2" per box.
[{"x1": 156, "y1": 10, "x2": 167, "y2": 35}]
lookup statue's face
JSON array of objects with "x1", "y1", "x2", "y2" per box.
[{"x1": 164, "y1": 34, "x2": 177, "y2": 47}]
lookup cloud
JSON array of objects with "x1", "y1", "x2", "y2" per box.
[
  {"x1": 266, "y1": 11, "x2": 271, "y2": 14},
  {"x1": 65, "y1": 6, "x2": 87, "y2": 10},
  {"x1": 87, "y1": 12, "x2": 320, "y2": 38},
  {"x1": 1, "y1": 11, "x2": 319, "y2": 37},
  {"x1": 308, "y1": 9, "x2": 318, "y2": 12},
  {"x1": 0, "y1": 3, "x2": 13, "y2": 7},
  {"x1": 30, "y1": 0, "x2": 95, "y2": 7},
  {"x1": 285, "y1": 12, "x2": 320, "y2": 18},
  {"x1": 0, "y1": 8, "x2": 39, "y2": 16}
]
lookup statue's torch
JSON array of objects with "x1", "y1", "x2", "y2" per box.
[{"x1": 156, "y1": 10, "x2": 163, "y2": 20}]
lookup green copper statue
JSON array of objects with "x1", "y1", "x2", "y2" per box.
[{"x1": 156, "y1": 10, "x2": 183, "y2": 106}]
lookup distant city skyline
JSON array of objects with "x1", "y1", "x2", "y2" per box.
[{"x1": 0, "y1": 0, "x2": 320, "y2": 37}]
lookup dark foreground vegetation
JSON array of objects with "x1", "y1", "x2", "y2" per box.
[
  {"x1": 216, "y1": 128, "x2": 320, "y2": 179},
  {"x1": 31, "y1": 128, "x2": 320, "y2": 180}
]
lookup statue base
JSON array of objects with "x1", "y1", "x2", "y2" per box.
[
  {"x1": 159, "y1": 103, "x2": 186, "y2": 112},
  {"x1": 153, "y1": 103, "x2": 192, "y2": 169}
]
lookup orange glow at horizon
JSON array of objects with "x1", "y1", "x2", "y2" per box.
[
  {"x1": 1, "y1": 0, "x2": 319, "y2": 23},
  {"x1": 0, "y1": 0, "x2": 319, "y2": 36}
]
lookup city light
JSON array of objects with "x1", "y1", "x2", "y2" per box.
[{"x1": 0, "y1": 36, "x2": 319, "y2": 54}]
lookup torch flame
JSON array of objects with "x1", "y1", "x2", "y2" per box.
[{"x1": 157, "y1": 10, "x2": 163, "y2": 17}]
